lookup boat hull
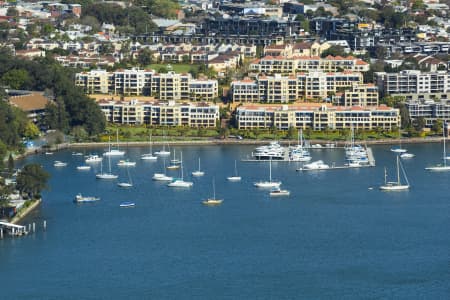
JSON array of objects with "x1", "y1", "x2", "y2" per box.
[{"x1": 379, "y1": 185, "x2": 409, "y2": 191}]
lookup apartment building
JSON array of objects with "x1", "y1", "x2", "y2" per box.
[
  {"x1": 406, "y1": 99, "x2": 450, "y2": 127},
  {"x1": 375, "y1": 70, "x2": 450, "y2": 96},
  {"x1": 341, "y1": 84, "x2": 379, "y2": 106},
  {"x1": 75, "y1": 69, "x2": 218, "y2": 100},
  {"x1": 98, "y1": 99, "x2": 219, "y2": 127},
  {"x1": 249, "y1": 55, "x2": 369, "y2": 74},
  {"x1": 236, "y1": 104, "x2": 400, "y2": 131},
  {"x1": 231, "y1": 72, "x2": 363, "y2": 103}
]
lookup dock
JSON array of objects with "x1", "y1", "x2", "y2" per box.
[{"x1": 0, "y1": 221, "x2": 28, "y2": 237}]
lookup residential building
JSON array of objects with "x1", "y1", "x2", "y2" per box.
[
  {"x1": 97, "y1": 99, "x2": 219, "y2": 127},
  {"x1": 249, "y1": 55, "x2": 369, "y2": 74},
  {"x1": 75, "y1": 69, "x2": 218, "y2": 100},
  {"x1": 406, "y1": 99, "x2": 450, "y2": 127},
  {"x1": 231, "y1": 72, "x2": 363, "y2": 103},
  {"x1": 341, "y1": 84, "x2": 379, "y2": 107},
  {"x1": 375, "y1": 70, "x2": 450, "y2": 96},
  {"x1": 236, "y1": 104, "x2": 400, "y2": 131}
]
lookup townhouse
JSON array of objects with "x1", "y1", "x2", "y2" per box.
[
  {"x1": 405, "y1": 99, "x2": 450, "y2": 127},
  {"x1": 97, "y1": 99, "x2": 219, "y2": 127},
  {"x1": 236, "y1": 104, "x2": 400, "y2": 131},
  {"x1": 231, "y1": 72, "x2": 364, "y2": 103}
]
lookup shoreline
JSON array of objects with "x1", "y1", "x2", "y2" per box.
[
  {"x1": 68, "y1": 137, "x2": 443, "y2": 148},
  {"x1": 10, "y1": 199, "x2": 42, "y2": 225}
]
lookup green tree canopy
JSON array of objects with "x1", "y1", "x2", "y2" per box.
[{"x1": 16, "y1": 164, "x2": 50, "y2": 199}]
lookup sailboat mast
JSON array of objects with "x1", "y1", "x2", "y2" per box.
[
  {"x1": 108, "y1": 153, "x2": 112, "y2": 173},
  {"x1": 213, "y1": 178, "x2": 216, "y2": 199},
  {"x1": 116, "y1": 129, "x2": 120, "y2": 151},
  {"x1": 384, "y1": 167, "x2": 387, "y2": 185},
  {"x1": 397, "y1": 156, "x2": 401, "y2": 185},
  {"x1": 180, "y1": 152, "x2": 183, "y2": 180},
  {"x1": 269, "y1": 158, "x2": 272, "y2": 182},
  {"x1": 234, "y1": 160, "x2": 238, "y2": 176},
  {"x1": 443, "y1": 123, "x2": 446, "y2": 166}
]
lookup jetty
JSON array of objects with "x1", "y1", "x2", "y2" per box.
[{"x1": 0, "y1": 221, "x2": 27, "y2": 237}]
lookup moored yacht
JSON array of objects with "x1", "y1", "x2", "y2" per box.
[
  {"x1": 300, "y1": 160, "x2": 330, "y2": 171},
  {"x1": 254, "y1": 159, "x2": 281, "y2": 188}
]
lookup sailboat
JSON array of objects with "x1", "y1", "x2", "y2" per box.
[
  {"x1": 192, "y1": 157, "x2": 205, "y2": 177},
  {"x1": 103, "y1": 130, "x2": 125, "y2": 156},
  {"x1": 117, "y1": 166, "x2": 133, "y2": 187},
  {"x1": 152, "y1": 158, "x2": 173, "y2": 181},
  {"x1": 290, "y1": 129, "x2": 311, "y2": 162},
  {"x1": 168, "y1": 152, "x2": 193, "y2": 187},
  {"x1": 141, "y1": 133, "x2": 157, "y2": 160},
  {"x1": 380, "y1": 155, "x2": 410, "y2": 191},
  {"x1": 166, "y1": 149, "x2": 180, "y2": 170},
  {"x1": 203, "y1": 178, "x2": 223, "y2": 205},
  {"x1": 425, "y1": 122, "x2": 450, "y2": 171},
  {"x1": 390, "y1": 129, "x2": 407, "y2": 153},
  {"x1": 254, "y1": 158, "x2": 281, "y2": 188},
  {"x1": 96, "y1": 154, "x2": 118, "y2": 179},
  {"x1": 154, "y1": 131, "x2": 170, "y2": 156},
  {"x1": 227, "y1": 160, "x2": 242, "y2": 181}
]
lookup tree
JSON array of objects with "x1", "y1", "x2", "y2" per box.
[
  {"x1": 24, "y1": 122, "x2": 40, "y2": 139},
  {"x1": 412, "y1": 117, "x2": 426, "y2": 131},
  {"x1": 137, "y1": 48, "x2": 153, "y2": 66},
  {"x1": 0, "y1": 141, "x2": 6, "y2": 170},
  {"x1": 321, "y1": 45, "x2": 346, "y2": 58},
  {"x1": 1, "y1": 69, "x2": 30, "y2": 90},
  {"x1": 7, "y1": 154, "x2": 14, "y2": 175},
  {"x1": 6, "y1": 7, "x2": 18, "y2": 17},
  {"x1": 287, "y1": 126, "x2": 297, "y2": 140},
  {"x1": 16, "y1": 164, "x2": 50, "y2": 199},
  {"x1": 432, "y1": 119, "x2": 443, "y2": 135}
]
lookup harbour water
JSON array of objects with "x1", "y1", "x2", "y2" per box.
[{"x1": 1, "y1": 144, "x2": 450, "y2": 299}]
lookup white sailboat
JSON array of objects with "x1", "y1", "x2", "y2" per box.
[
  {"x1": 192, "y1": 157, "x2": 205, "y2": 177},
  {"x1": 203, "y1": 178, "x2": 223, "y2": 205},
  {"x1": 227, "y1": 160, "x2": 242, "y2": 181},
  {"x1": 141, "y1": 133, "x2": 157, "y2": 161},
  {"x1": 425, "y1": 122, "x2": 450, "y2": 171},
  {"x1": 117, "y1": 166, "x2": 133, "y2": 187},
  {"x1": 103, "y1": 130, "x2": 125, "y2": 156},
  {"x1": 168, "y1": 152, "x2": 193, "y2": 188},
  {"x1": 152, "y1": 158, "x2": 173, "y2": 181},
  {"x1": 166, "y1": 149, "x2": 180, "y2": 170},
  {"x1": 154, "y1": 131, "x2": 170, "y2": 156},
  {"x1": 269, "y1": 187, "x2": 290, "y2": 197},
  {"x1": 390, "y1": 130, "x2": 407, "y2": 153},
  {"x1": 254, "y1": 158, "x2": 281, "y2": 188},
  {"x1": 77, "y1": 165, "x2": 91, "y2": 171},
  {"x1": 85, "y1": 154, "x2": 102, "y2": 163},
  {"x1": 380, "y1": 156, "x2": 410, "y2": 191},
  {"x1": 96, "y1": 154, "x2": 118, "y2": 179}
]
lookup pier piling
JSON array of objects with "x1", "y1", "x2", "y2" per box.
[
  {"x1": 32, "y1": 223, "x2": 35, "y2": 233},
  {"x1": 1, "y1": 228, "x2": 3, "y2": 239},
  {"x1": 43, "y1": 220, "x2": 46, "y2": 230}
]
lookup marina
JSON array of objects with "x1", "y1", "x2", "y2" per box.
[{"x1": 2, "y1": 143, "x2": 450, "y2": 299}]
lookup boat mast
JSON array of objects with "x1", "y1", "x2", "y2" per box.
[
  {"x1": 234, "y1": 160, "x2": 238, "y2": 176},
  {"x1": 212, "y1": 178, "x2": 216, "y2": 199},
  {"x1": 384, "y1": 167, "x2": 387, "y2": 185},
  {"x1": 108, "y1": 152, "x2": 112, "y2": 174},
  {"x1": 116, "y1": 129, "x2": 120, "y2": 151},
  {"x1": 443, "y1": 122, "x2": 446, "y2": 166},
  {"x1": 396, "y1": 155, "x2": 401, "y2": 185},
  {"x1": 269, "y1": 158, "x2": 272, "y2": 182},
  {"x1": 180, "y1": 152, "x2": 183, "y2": 180}
]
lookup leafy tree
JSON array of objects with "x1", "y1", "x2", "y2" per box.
[
  {"x1": 287, "y1": 126, "x2": 297, "y2": 140},
  {"x1": 0, "y1": 141, "x2": 6, "y2": 170},
  {"x1": 321, "y1": 45, "x2": 346, "y2": 58},
  {"x1": 6, "y1": 7, "x2": 18, "y2": 17},
  {"x1": 7, "y1": 154, "x2": 14, "y2": 175},
  {"x1": 137, "y1": 48, "x2": 153, "y2": 66},
  {"x1": 412, "y1": 117, "x2": 426, "y2": 131},
  {"x1": 71, "y1": 126, "x2": 88, "y2": 142},
  {"x1": 16, "y1": 164, "x2": 50, "y2": 199},
  {"x1": 134, "y1": 0, "x2": 180, "y2": 18},
  {"x1": 24, "y1": 122, "x2": 40, "y2": 139},
  {"x1": 432, "y1": 119, "x2": 443, "y2": 135},
  {"x1": 1, "y1": 69, "x2": 30, "y2": 90}
]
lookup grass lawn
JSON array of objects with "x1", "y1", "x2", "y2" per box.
[{"x1": 147, "y1": 63, "x2": 197, "y2": 73}]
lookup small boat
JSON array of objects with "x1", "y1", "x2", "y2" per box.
[
  {"x1": 154, "y1": 131, "x2": 170, "y2": 156},
  {"x1": 77, "y1": 165, "x2": 91, "y2": 171},
  {"x1": 85, "y1": 154, "x2": 102, "y2": 163},
  {"x1": 72, "y1": 152, "x2": 83, "y2": 156},
  {"x1": 380, "y1": 156, "x2": 410, "y2": 191},
  {"x1": 203, "y1": 178, "x2": 223, "y2": 205},
  {"x1": 166, "y1": 164, "x2": 180, "y2": 170},
  {"x1": 192, "y1": 157, "x2": 205, "y2": 177},
  {"x1": 269, "y1": 188, "x2": 290, "y2": 197},
  {"x1": 117, "y1": 167, "x2": 133, "y2": 188},
  {"x1": 254, "y1": 159, "x2": 281, "y2": 188},
  {"x1": 103, "y1": 130, "x2": 125, "y2": 156},
  {"x1": 74, "y1": 194, "x2": 100, "y2": 203},
  {"x1": 310, "y1": 144, "x2": 323, "y2": 149},
  {"x1": 44, "y1": 151, "x2": 54, "y2": 155},
  {"x1": 141, "y1": 133, "x2": 158, "y2": 161},
  {"x1": 96, "y1": 156, "x2": 118, "y2": 179},
  {"x1": 400, "y1": 153, "x2": 415, "y2": 159},
  {"x1": 120, "y1": 202, "x2": 135, "y2": 207},
  {"x1": 300, "y1": 160, "x2": 330, "y2": 171},
  {"x1": 168, "y1": 153, "x2": 193, "y2": 188},
  {"x1": 153, "y1": 159, "x2": 173, "y2": 181},
  {"x1": 425, "y1": 122, "x2": 450, "y2": 171},
  {"x1": 227, "y1": 160, "x2": 242, "y2": 181},
  {"x1": 390, "y1": 131, "x2": 407, "y2": 153},
  {"x1": 54, "y1": 161, "x2": 67, "y2": 167},
  {"x1": 117, "y1": 160, "x2": 136, "y2": 167}
]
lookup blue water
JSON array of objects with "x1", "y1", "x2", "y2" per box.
[{"x1": 1, "y1": 144, "x2": 450, "y2": 299}]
